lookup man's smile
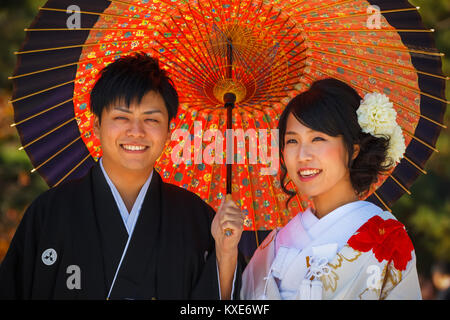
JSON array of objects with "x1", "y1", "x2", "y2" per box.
[{"x1": 120, "y1": 144, "x2": 149, "y2": 152}]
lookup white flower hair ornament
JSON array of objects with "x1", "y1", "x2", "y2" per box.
[{"x1": 356, "y1": 92, "x2": 406, "y2": 168}]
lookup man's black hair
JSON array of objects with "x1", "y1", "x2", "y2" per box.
[{"x1": 90, "y1": 52, "x2": 179, "y2": 127}]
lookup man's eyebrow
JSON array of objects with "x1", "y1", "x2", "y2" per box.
[
  {"x1": 113, "y1": 107, "x2": 163, "y2": 115},
  {"x1": 143, "y1": 110, "x2": 163, "y2": 115}
]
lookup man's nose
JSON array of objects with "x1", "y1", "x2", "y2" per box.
[{"x1": 127, "y1": 119, "x2": 145, "y2": 137}]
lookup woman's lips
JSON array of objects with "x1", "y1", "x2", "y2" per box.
[{"x1": 297, "y1": 168, "x2": 322, "y2": 182}]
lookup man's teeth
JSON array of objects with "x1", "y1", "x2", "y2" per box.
[
  {"x1": 299, "y1": 169, "x2": 321, "y2": 177},
  {"x1": 122, "y1": 144, "x2": 146, "y2": 151}
]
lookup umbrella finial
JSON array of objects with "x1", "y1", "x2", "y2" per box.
[{"x1": 224, "y1": 92, "x2": 236, "y2": 105}]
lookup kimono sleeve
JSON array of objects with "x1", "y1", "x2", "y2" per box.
[
  {"x1": 382, "y1": 252, "x2": 422, "y2": 300},
  {"x1": 189, "y1": 200, "x2": 245, "y2": 300},
  {"x1": 0, "y1": 194, "x2": 47, "y2": 299}
]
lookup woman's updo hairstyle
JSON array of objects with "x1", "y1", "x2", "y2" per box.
[{"x1": 278, "y1": 78, "x2": 392, "y2": 206}]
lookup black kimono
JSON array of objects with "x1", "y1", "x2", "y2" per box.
[{"x1": 0, "y1": 164, "x2": 242, "y2": 299}]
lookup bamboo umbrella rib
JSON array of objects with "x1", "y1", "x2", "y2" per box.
[
  {"x1": 310, "y1": 39, "x2": 445, "y2": 57},
  {"x1": 240, "y1": 26, "x2": 301, "y2": 87},
  {"x1": 207, "y1": 0, "x2": 227, "y2": 28},
  {"x1": 306, "y1": 66, "x2": 447, "y2": 129},
  {"x1": 53, "y1": 152, "x2": 94, "y2": 187},
  {"x1": 307, "y1": 28, "x2": 436, "y2": 33},
  {"x1": 236, "y1": 111, "x2": 260, "y2": 240},
  {"x1": 253, "y1": 4, "x2": 276, "y2": 41},
  {"x1": 231, "y1": 33, "x2": 305, "y2": 94},
  {"x1": 176, "y1": 9, "x2": 223, "y2": 84},
  {"x1": 15, "y1": 42, "x2": 99, "y2": 54},
  {"x1": 305, "y1": 66, "x2": 442, "y2": 153},
  {"x1": 247, "y1": 0, "x2": 266, "y2": 35},
  {"x1": 388, "y1": 174, "x2": 412, "y2": 195},
  {"x1": 165, "y1": 107, "x2": 202, "y2": 184},
  {"x1": 185, "y1": 4, "x2": 228, "y2": 81},
  {"x1": 39, "y1": 6, "x2": 156, "y2": 25},
  {"x1": 18, "y1": 117, "x2": 76, "y2": 150},
  {"x1": 373, "y1": 191, "x2": 392, "y2": 212},
  {"x1": 311, "y1": 48, "x2": 449, "y2": 81},
  {"x1": 309, "y1": 57, "x2": 450, "y2": 104},
  {"x1": 151, "y1": 51, "x2": 213, "y2": 93},
  {"x1": 150, "y1": 43, "x2": 214, "y2": 91},
  {"x1": 403, "y1": 129, "x2": 439, "y2": 153},
  {"x1": 160, "y1": 21, "x2": 220, "y2": 85},
  {"x1": 185, "y1": 4, "x2": 226, "y2": 81},
  {"x1": 300, "y1": 7, "x2": 420, "y2": 25},
  {"x1": 404, "y1": 156, "x2": 427, "y2": 175},
  {"x1": 9, "y1": 80, "x2": 75, "y2": 104},
  {"x1": 281, "y1": 0, "x2": 355, "y2": 17},
  {"x1": 11, "y1": 44, "x2": 151, "y2": 80},
  {"x1": 10, "y1": 61, "x2": 80, "y2": 80},
  {"x1": 11, "y1": 95, "x2": 84, "y2": 127},
  {"x1": 203, "y1": 110, "x2": 220, "y2": 207},
  {"x1": 31, "y1": 136, "x2": 83, "y2": 173},
  {"x1": 11, "y1": 45, "x2": 176, "y2": 104}
]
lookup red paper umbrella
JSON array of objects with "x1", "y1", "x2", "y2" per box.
[{"x1": 10, "y1": 0, "x2": 448, "y2": 245}]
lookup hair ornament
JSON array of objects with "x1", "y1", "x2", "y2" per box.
[{"x1": 356, "y1": 92, "x2": 406, "y2": 167}]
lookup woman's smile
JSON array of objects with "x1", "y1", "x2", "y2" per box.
[{"x1": 297, "y1": 168, "x2": 323, "y2": 182}]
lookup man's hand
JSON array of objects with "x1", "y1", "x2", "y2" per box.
[{"x1": 211, "y1": 194, "x2": 244, "y2": 299}]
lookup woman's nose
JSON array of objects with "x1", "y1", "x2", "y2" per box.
[{"x1": 298, "y1": 144, "x2": 313, "y2": 162}]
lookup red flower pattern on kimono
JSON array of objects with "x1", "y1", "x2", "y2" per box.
[{"x1": 347, "y1": 216, "x2": 414, "y2": 271}]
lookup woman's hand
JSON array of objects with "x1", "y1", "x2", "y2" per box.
[
  {"x1": 211, "y1": 194, "x2": 244, "y2": 299},
  {"x1": 211, "y1": 194, "x2": 245, "y2": 256}
]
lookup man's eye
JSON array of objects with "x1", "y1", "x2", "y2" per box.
[
  {"x1": 145, "y1": 119, "x2": 159, "y2": 123},
  {"x1": 313, "y1": 137, "x2": 325, "y2": 142},
  {"x1": 285, "y1": 139, "x2": 297, "y2": 144},
  {"x1": 114, "y1": 116, "x2": 128, "y2": 120}
]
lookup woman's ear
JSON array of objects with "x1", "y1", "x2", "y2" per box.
[{"x1": 352, "y1": 144, "x2": 360, "y2": 161}]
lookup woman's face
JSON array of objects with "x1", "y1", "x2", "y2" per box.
[{"x1": 282, "y1": 113, "x2": 356, "y2": 199}]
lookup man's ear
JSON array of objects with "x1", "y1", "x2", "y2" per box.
[
  {"x1": 352, "y1": 144, "x2": 360, "y2": 161},
  {"x1": 93, "y1": 115, "x2": 101, "y2": 140},
  {"x1": 166, "y1": 128, "x2": 172, "y2": 144}
]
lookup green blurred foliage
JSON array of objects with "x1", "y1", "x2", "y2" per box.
[
  {"x1": 392, "y1": 0, "x2": 450, "y2": 279},
  {"x1": 0, "y1": 0, "x2": 47, "y2": 90},
  {"x1": 0, "y1": 0, "x2": 47, "y2": 259}
]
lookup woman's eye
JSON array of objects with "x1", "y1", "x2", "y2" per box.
[
  {"x1": 285, "y1": 139, "x2": 297, "y2": 144},
  {"x1": 145, "y1": 119, "x2": 159, "y2": 123},
  {"x1": 313, "y1": 137, "x2": 325, "y2": 142},
  {"x1": 114, "y1": 116, "x2": 128, "y2": 120}
]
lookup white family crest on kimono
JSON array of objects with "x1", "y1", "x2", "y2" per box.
[{"x1": 241, "y1": 201, "x2": 421, "y2": 300}]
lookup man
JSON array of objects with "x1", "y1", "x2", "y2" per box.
[{"x1": 0, "y1": 53, "x2": 244, "y2": 299}]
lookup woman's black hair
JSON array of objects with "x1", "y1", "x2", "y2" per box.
[
  {"x1": 278, "y1": 78, "x2": 392, "y2": 207},
  {"x1": 90, "y1": 52, "x2": 178, "y2": 127}
]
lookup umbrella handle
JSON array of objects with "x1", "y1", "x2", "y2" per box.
[{"x1": 224, "y1": 194, "x2": 233, "y2": 237}]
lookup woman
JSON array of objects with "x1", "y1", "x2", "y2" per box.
[{"x1": 241, "y1": 78, "x2": 421, "y2": 300}]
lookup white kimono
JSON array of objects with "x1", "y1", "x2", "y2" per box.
[{"x1": 241, "y1": 201, "x2": 422, "y2": 300}]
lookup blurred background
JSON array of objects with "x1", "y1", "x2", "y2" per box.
[{"x1": 0, "y1": 0, "x2": 448, "y2": 299}]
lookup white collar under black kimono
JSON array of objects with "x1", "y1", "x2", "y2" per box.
[{"x1": 99, "y1": 158, "x2": 154, "y2": 299}]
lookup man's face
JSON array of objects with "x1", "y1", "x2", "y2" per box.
[{"x1": 93, "y1": 90, "x2": 170, "y2": 176}]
